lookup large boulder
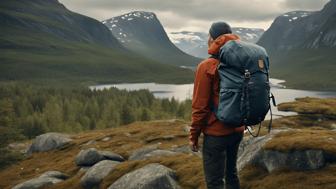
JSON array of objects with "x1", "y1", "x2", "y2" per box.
[
  {"x1": 75, "y1": 148, "x2": 124, "y2": 166},
  {"x1": 238, "y1": 130, "x2": 326, "y2": 172},
  {"x1": 75, "y1": 148, "x2": 104, "y2": 166},
  {"x1": 237, "y1": 133, "x2": 274, "y2": 171},
  {"x1": 12, "y1": 171, "x2": 67, "y2": 189},
  {"x1": 108, "y1": 163, "x2": 180, "y2": 189},
  {"x1": 262, "y1": 149, "x2": 325, "y2": 171},
  {"x1": 80, "y1": 160, "x2": 120, "y2": 189},
  {"x1": 27, "y1": 133, "x2": 72, "y2": 155}
]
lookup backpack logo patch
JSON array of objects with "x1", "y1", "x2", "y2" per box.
[{"x1": 258, "y1": 59, "x2": 264, "y2": 69}]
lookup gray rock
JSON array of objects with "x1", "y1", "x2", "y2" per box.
[
  {"x1": 75, "y1": 148, "x2": 125, "y2": 166},
  {"x1": 79, "y1": 166, "x2": 91, "y2": 173},
  {"x1": 81, "y1": 160, "x2": 120, "y2": 189},
  {"x1": 171, "y1": 144, "x2": 192, "y2": 154},
  {"x1": 39, "y1": 171, "x2": 69, "y2": 180},
  {"x1": 81, "y1": 140, "x2": 96, "y2": 146},
  {"x1": 102, "y1": 137, "x2": 111, "y2": 141},
  {"x1": 27, "y1": 133, "x2": 72, "y2": 155},
  {"x1": 12, "y1": 177, "x2": 62, "y2": 189},
  {"x1": 108, "y1": 163, "x2": 180, "y2": 189},
  {"x1": 128, "y1": 145, "x2": 159, "y2": 160},
  {"x1": 262, "y1": 149, "x2": 325, "y2": 172},
  {"x1": 100, "y1": 151, "x2": 125, "y2": 162},
  {"x1": 75, "y1": 148, "x2": 104, "y2": 166},
  {"x1": 238, "y1": 129, "x2": 327, "y2": 172},
  {"x1": 143, "y1": 150, "x2": 179, "y2": 159},
  {"x1": 12, "y1": 171, "x2": 67, "y2": 189},
  {"x1": 237, "y1": 133, "x2": 274, "y2": 172}
]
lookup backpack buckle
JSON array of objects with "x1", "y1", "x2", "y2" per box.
[{"x1": 244, "y1": 70, "x2": 251, "y2": 79}]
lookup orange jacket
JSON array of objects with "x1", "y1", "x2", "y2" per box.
[{"x1": 190, "y1": 34, "x2": 245, "y2": 144}]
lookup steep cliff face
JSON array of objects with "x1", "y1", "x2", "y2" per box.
[
  {"x1": 256, "y1": 0, "x2": 336, "y2": 91},
  {"x1": 258, "y1": 0, "x2": 336, "y2": 51}
]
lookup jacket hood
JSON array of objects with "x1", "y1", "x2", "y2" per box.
[{"x1": 208, "y1": 34, "x2": 240, "y2": 55}]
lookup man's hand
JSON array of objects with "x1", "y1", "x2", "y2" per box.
[{"x1": 189, "y1": 140, "x2": 199, "y2": 152}]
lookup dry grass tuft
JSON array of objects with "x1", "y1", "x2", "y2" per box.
[
  {"x1": 264, "y1": 128, "x2": 336, "y2": 154},
  {"x1": 240, "y1": 164, "x2": 336, "y2": 189},
  {"x1": 278, "y1": 97, "x2": 336, "y2": 117}
]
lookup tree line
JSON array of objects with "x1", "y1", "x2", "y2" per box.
[
  {"x1": 0, "y1": 83, "x2": 192, "y2": 138},
  {"x1": 0, "y1": 83, "x2": 192, "y2": 168}
]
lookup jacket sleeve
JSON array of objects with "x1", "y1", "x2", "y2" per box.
[{"x1": 189, "y1": 61, "x2": 213, "y2": 143}]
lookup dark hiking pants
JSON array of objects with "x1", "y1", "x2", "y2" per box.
[{"x1": 202, "y1": 132, "x2": 243, "y2": 189}]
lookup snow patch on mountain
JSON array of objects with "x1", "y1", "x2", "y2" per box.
[
  {"x1": 168, "y1": 28, "x2": 264, "y2": 58},
  {"x1": 280, "y1": 11, "x2": 314, "y2": 23}
]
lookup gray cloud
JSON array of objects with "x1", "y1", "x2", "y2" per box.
[
  {"x1": 281, "y1": 0, "x2": 329, "y2": 10},
  {"x1": 59, "y1": 0, "x2": 329, "y2": 31}
]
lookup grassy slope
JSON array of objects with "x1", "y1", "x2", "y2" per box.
[
  {"x1": 0, "y1": 1, "x2": 194, "y2": 86},
  {"x1": 269, "y1": 48, "x2": 336, "y2": 91},
  {"x1": 0, "y1": 120, "x2": 206, "y2": 189},
  {"x1": 1, "y1": 98, "x2": 335, "y2": 189}
]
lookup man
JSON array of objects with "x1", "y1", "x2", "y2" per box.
[{"x1": 189, "y1": 22, "x2": 245, "y2": 189}]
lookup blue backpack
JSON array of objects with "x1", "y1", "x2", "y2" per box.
[{"x1": 214, "y1": 40, "x2": 276, "y2": 137}]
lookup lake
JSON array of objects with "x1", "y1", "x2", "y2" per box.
[{"x1": 90, "y1": 79, "x2": 336, "y2": 119}]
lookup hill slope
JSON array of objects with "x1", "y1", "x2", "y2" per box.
[
  {"x1": 1, "y1": 98, "x2": 335, "y2": 189},
  {"x1": 257, "y1": 0, "x2": 336, "y2": 91},
  {"x1": 0, "y1": 0, "x2": 194, "y2": 85},
  {"x1": 103, "y1": 11, "x2": 201, "y2": 67}
]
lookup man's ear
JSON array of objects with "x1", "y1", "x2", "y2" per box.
[{"x1": 208, "y1": 35, "x2": 214, "y2": 47}]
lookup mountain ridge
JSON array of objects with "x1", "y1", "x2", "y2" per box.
[
  {"x1": 257, "y1": 0, "x2": 336, "y2": 91},
  {"x1": 0, "y1": 1, "x2": 195, "y2": 85},
  {"x1": 103, "y1": 11, "x2": 201, "y2": 67},
  {"x1": 169, "y1": 28, "x2": 264, "y2": 58}
]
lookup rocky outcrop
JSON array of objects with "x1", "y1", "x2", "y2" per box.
[
  {"x1": 262, "y1": 149, "x2": 325, "y2": 171},
  {"x1": 238, "y1": 133, "x2": 274, "y2": 171},
  {"x1": 108, "y1": 163, "x2": 180, "y2": 189},
  {"x1": 75, "y1": 148, "x2": 124, "y2": 166},
  {"x1": 238, "y1": 130, "x2": 327, "y2": 172},
  {"x1": 27, "y1": 133, "x2": 72, "y2": 155},
  {"x1": 80, "y1": 160, "x2": 120, "y2": 189},
  {"x1": 12, "y1": 171, "x2": 68, "y2": 189}
]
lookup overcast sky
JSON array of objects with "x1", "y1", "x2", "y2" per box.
[{"x1": 59, "y1": 0, "x2": 329, "y2": 33}]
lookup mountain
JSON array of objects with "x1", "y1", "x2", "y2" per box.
[
  {"x1": 103, "y1": 11, "x2": 201, "y2": 67},
  {"x1": 169, "y1": 28, "x2": 264, "y2": 58},
  {"x1": 257, "y1": 0, "x2": 336, "y2": 90},
  {"x1": 0, "y1": 0, "x2": 122, "y2": 49},
  {"x1": 0, "y1": 0, "x2": 194, "y2": 85}
]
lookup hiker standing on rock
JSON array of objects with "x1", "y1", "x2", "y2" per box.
[{"x1": 189, "y1": 22, "x2": 245, "y2": 189}]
